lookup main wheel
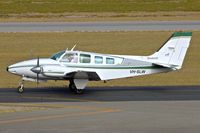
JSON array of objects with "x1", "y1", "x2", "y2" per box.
[
  {"x1": 69, "y1": 83, "x2": 76, "y2": 92},
  {"x1": 76, "y1": 89, "x2": 84, "y2": 94},
  {"x1": 17, "y1": 85, "x2": 24, "y2": 93},
  {"x1": 69, "y1": 83, "x2": 84, "y2": 94}
]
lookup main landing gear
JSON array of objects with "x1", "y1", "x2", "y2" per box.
[
  {"x1": 17, "y1": 80, "x2": 24, "y2": 93},
  {"x1": 69, "y1": 80, "x2": 84, "y2": 94}
]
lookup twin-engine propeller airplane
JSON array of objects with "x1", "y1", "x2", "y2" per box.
[{"x1": 7, "y1": 32, "x2": 192, "y2": 94}]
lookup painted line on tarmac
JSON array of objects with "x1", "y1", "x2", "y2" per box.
[
  {"x1": 0, "y1": 103, "x2": 68, "y2": 109},
  {"x1": 0, "y1": 109, "x2": 121, "y2": 124},
  {"x1": 0, "y1": 103, "x2": 116, "y2": 117},
  {"x1": 0, "y1": 103, "x2": 110, "y2": 111}
]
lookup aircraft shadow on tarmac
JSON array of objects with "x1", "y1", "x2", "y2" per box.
[{"x1": 0, "y1": 86, "x2": 200, "y2": 103}]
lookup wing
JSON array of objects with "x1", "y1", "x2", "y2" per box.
[
  {"x1": 65, "y1": 71, "x2": 101, "y2": 81},
  {"x1": 42, "y1": 65, "x2": 101, "y2": 81}
]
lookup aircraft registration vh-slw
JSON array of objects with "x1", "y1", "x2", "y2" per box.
[{"x1": 7, "y1": 32, "x2": 192, "y2": 94}]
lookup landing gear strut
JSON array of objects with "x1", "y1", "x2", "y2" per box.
[
  {"x1": 17, "y1": 80, "x2": 24, "y2": 93},
  {"x1": 69, "y1": 80, "x2": 84, "y2": 94}
]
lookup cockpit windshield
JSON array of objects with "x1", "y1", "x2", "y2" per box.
[
  {"x1": 50, "y1": 50, "x2": 65, "y2": 60},
  {"x1": 60, "y1": 53, "x2": 78, "y2": 63}
]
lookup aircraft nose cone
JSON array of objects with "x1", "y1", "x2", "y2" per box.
[{"x1": 6, "y1": 65, "x2": 17, "y2": 74}]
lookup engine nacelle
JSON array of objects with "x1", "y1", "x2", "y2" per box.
[
  {"x1": 42, "y1": 65, "x2": 71, "y2": 77},
  {"x1": 22, "y1": 77, "x2": 46, "y2": 82}
]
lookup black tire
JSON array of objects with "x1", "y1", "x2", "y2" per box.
[
  {"x1": 17, "y1": 85, "x2": 24, "y2": 93},
  {"x1": 69, "y1": 80, "x2": 84, "y2": 94},
  {"x1": 69, "y1": 83, "x2": 76, "y2": 92},
  {"x1": 76, "y1": 89, "x2": 84, "y2": 94}
]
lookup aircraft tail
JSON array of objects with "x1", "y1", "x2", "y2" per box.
[{"x1": 148, "y1": 32, "x2": 192, "y2": 69}]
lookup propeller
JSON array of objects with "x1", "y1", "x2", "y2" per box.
[
  {"x1": 36, "y1": 57, "x2": 39, "y2": 85},
  {"x1": 31, "y1": 57, "x2": 42, "y2": 85}
]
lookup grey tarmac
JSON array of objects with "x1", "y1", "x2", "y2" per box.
[
  {"x1": 0, "y1": 21, "x2": 200, "y2": 32},
  {"x1": 0, "y1": 86, "x2": 200, "y2": 133}
]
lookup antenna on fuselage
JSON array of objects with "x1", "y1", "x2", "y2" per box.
[
  {"x1": 70, "y1": 44, "x2": 76, "y2": 51},
  {"x1": 29, "y1": 49, "x2": 36, "y2": 59}
]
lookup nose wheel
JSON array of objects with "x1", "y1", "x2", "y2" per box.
[
  {"x1": 17, "y1": 80, "x2": 24, "y2": 93},
  {"x1": 17, "y1": 85, "x2": 24, "y2": 93}
]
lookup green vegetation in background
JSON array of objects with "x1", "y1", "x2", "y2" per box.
[{"x1": 0, "y1": 0, "x2": 200, "y2": 15}]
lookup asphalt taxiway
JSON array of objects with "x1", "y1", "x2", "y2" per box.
[
  {"x1": 1, "y1": 86, "x2": 200, "y2": 102},
  {"x1": 0, "y1": 21, "x2": 200, "y2": 32},
  {"x1": 0, "y1": 86, "x2": 200, "y2": 133}
]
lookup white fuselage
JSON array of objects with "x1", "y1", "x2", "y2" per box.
[{"x1": 7, "y1": 51, "x2": 171, "y2": 82}]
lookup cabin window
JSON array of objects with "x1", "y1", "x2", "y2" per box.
[
  {"x1": 95, "y1": 56, "x2": 103, "y2": 64},
  {"x1": 60, "y1": 53, "x2": 78, "y2": 63},
  {"x1": 80, "y1": 54, "x2": 91, "y2": 63},
  {"x1": 106, "y1": 57, "x2": 115, "y2": 64},
  {"x1": 115, "y1": 57, "x2": 124, "y2": 64}
]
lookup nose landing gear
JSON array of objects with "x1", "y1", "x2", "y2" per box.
[{"x1": 17, "y1": 80, "x2": 24, "y2": 93}]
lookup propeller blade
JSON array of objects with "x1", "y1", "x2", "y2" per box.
[
  {"x1": 36, "y1": 57, "x2": 39, "y2": 86},
  {"x1": 37, "y1": 73, "x2": 39, "y2": 86},
  {"x1": 37, "y1": 57, "x2": 39, "y2": 67}
]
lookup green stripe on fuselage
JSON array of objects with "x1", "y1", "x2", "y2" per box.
[
  {"x1": 9, "y1": 64, "x2": 165, "y2": 70},
  {"x1": 66, "y1": 65, "x2": 165, "y2": 69}
]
